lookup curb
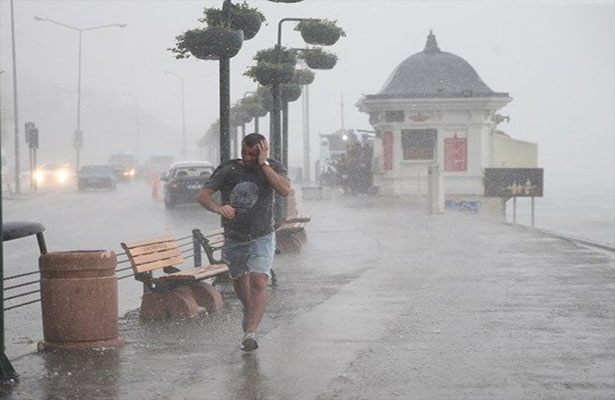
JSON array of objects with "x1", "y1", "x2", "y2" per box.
[{"x1": 506, "y1": 222, "x2": 615, "y2": 252}]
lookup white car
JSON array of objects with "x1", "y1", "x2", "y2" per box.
[{"x1": 33, "y1": 164, "x2": 72, "y2": 187}]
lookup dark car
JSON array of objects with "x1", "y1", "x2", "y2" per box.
[
  {"x1": 162, "y1": 161, "x2": 214, "y2": 209},
  {"x1": 77, "y1": 165, "x2": 117, "y2": 191}
]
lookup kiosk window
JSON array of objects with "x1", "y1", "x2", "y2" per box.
[{"x1": 401, "y1": 129, "x2": 436, "y2": 160}]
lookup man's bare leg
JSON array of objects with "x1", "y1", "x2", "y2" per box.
[
  {"x1": 233, "y1": 274, "x2": 251, "y2": 309},
  {"x1": 245, "y1": 272, "x2": 269, "y2": 332},
  {"x1": 233, "y1": 274, "x2": 251, "y2": 332}
]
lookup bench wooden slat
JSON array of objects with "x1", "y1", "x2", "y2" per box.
[
  {"x1": 205, "y1": 232, "x2": 224, "y2": 240},
  {"x1": 132, "y1": 247, "x2": 183, "y2": 266},
  {"x1": 123, "y1": 235, "x2": 175, "y2": 250},
  {"x1": 153, "y1": 264, "x2": 229, "y2": 282},
  {"x1": 286, "y1": 215, "x2": 311, "y2": 223},
  {"x1": 125, "y1": 241, "x2": 178, "y2": 257},
  {"x1": 134, "y1": 255, "x2": 185, "y2": 274},
  {"x1": 279, "y1": 221, "x2": 306, "y2": 229},
  {"x1": 277, "y1": 221, "x2": 307, "y2": 234},
  {"x1": 191, "y1": 264, "x2": 229, "y2": 280}
]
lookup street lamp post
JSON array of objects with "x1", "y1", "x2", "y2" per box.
[
  {"x1": 273, "y1": 18, "x2": 313, "y2": 167},
  {"x1": 121, "y1": 93, "x2": 140, "y2": 164},
  {"x1": 243, "y1": 91, "x2": 256, "y2": 135},
  {"x1": 10, "y1": 0, "x2": 21, "y2": 194},
  {"x1": 34, "y1": 16, "x2": 126, "y2": 171},
  {"x1": 0, "y1": 24, "x2": 18, "y2": 377},
  {"x1": 216, "y1": 0, "x2": 233, "y2": 165},
  {"x1": 270, "y1": 17, "x2": 309, "y2": 225},
  {"x1": 302, "y1": 78, "x2": 311, "y2": 182},
  {"x1": 164, "y1": 71, "x2": 186, "y2": 159}
]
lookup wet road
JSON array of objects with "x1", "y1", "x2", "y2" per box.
[{"x1": 2, "y1": 187, "x2": 614, "y2": 399}]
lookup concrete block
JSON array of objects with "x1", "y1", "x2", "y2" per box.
[
  {"x1": 139, "y1": 292, "x2": 167, "y2": 320},
  {"x1": 276, "y1": 231, "x2": 304, "y2": 254},
  {"x1": 191, "y1": 282, "x2": 224, "y2": 314},
  {"x1": 164, "y1": 286, "x2": 201, "y2": 319}
]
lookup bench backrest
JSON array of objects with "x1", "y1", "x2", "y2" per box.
[{"x1": 121, "y1": 235, "x2": 184, "y2": 274}]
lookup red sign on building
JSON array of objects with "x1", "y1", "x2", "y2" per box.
[
  {"x1": 444, "y1": 137, "x2": 467, "y2": 171},
  {"x1": 383, "y1": 132, "x2": 393, "y2": 170}
]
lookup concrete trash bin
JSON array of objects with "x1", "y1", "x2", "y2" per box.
[{"x1": 38, "y1": 250, "x2": 124, "y2": 351}]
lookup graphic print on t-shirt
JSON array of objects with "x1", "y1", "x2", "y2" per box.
[{"x1": 229, "y1": 181, "x2": 259, "y2": 213}]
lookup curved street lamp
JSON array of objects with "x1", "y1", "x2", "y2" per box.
[
  {"x1": 270, "y1": 18, "x2": 309, "y2": 166},
  {"x1": 268, "y1": 17, "x2": 342, "y2": 223},
  {"x1": 164, "y1": 71, "x2": 186, "y2": 159},
  {"x1": 33, "y1": 16, "x2": 126, "y2": 170}
]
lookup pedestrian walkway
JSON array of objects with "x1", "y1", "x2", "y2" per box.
[{"x1": 2, "y1": 195, "x2": 614, "y2": 399}]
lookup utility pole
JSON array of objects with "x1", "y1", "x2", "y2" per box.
[
  {"x1": 302, "y1": 83, "x2": 311, "y2": 182},
  {"x1": 10, "y1": 0, "x2": 21, "y2": 193},
  {"x1": 34, "y1": 16, "x2": 126, "y2": 171}
]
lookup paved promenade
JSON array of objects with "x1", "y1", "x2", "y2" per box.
[{"x1": 2, "y1": 195, "x2": 614, "y2": 399}]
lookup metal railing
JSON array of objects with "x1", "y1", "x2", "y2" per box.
[{"x1": 3, "y1": 230, "x2": 218, "y2": 311}]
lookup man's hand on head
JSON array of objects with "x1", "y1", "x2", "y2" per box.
[
  {"x1": 257, "y1": 139, "x2": 269, "y2": 166},
  {"x1": 216, "y1": 204, "x2": 236, "y2": 220}
]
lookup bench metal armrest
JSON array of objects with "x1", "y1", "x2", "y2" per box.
[{"x1": 192, "y1": 229, "x2": 224, "y2": 265}]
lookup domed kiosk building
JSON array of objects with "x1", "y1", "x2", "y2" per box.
[{"x1": 357, "y1": 31, "x2": 537, "y2": 214}]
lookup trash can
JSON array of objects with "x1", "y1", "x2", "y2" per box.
[{"x1": 38, "y1": 250, "x2": 124, "y2": 351}]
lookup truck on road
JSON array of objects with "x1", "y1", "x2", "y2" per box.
[{"x1": 107, "y1": 152, "x2": 136, "y2": 182}]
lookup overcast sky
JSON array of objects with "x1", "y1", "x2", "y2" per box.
[{"x1": 1, "y1": 0, "x2": 613, "y2": 193}]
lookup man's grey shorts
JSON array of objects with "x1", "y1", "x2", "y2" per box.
[{"x1": 222, "y1": 232, "x2": 275, "y2": 279}]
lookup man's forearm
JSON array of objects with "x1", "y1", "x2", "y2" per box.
[
  {"x1": 197, "y1": 189, "x2": 220, "y2": 213},
  {"x1": 261, "y1": 165, "x2": 291, "y2": 196}
]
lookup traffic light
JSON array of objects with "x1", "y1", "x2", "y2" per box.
[{"x1": 24, "y1": 122, "x2": 39, "y2": 149}]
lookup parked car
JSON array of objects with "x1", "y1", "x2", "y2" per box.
[
  {"x1": 33, "y1": 163, "x2": 72, "y2": 188},
  {"x1": 77, "y1": 165, "x2": 117, "y2": 191},
  {"x1": 162, "y1": 161, "x2": 214, "y2": 209}
]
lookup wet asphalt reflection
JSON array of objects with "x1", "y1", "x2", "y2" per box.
[{"x1": 2, "y1": 184, "x2": 614, "y2": 399}]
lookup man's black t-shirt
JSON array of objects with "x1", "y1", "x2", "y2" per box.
[{"x1": 203, "y1": 158, "x2": 288, "y2": 240}]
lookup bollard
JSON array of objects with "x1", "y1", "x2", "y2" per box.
[
  {"x1": 37, "y1": 250, "x2": 124, "y2": 351},
  {"x1": 427, "y1": 163, "x2": 444, "y2": 214}
]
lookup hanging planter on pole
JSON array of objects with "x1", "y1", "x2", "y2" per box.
[
  {"x1": 294, "y1": 19, "x2": 345, "y2": 46},
  {"x1": 170, "y1": 26, "x2": 244, "y2": 60},
  {"x1": 281, "y1": 83, "x2": 302, "y2": 103},
  {"x1": 242, "y1": 94, "x2": 269, "y2": 118},
  {"x1": 257, "y1": 85, "x2": 275, "y2": 112},
  {"x1": 245, "y1": 63, "x2": 295, "y2": 86},
  {"x1": 302, "y1": 47, "x2": 338, "y2": 70},
  {"x1": 231, "y1": 104, "x2": 252, "y2": 127},
  {"x1": 244, "y1": 47, "x2": 297, "y2": 86},
  {"x1": 292, "y1": 68, "x2": 315, "y2": 85},
  {"x1": 201, "y1": 3, "x2": 265, "y2": 41},
  {"x1": 253, "y1": 46, "x2": 297, "y2": 65}
]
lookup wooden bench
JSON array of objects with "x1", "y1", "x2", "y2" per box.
[
  {"x1": 121, "y1": 234, "x2": 228, "y2": 290},
  {"x1": 275, "y1": 214, "x2": 311, "y2": 253},
  {"x1": 121, "y1": 232, "x2": 229, "y2": 320}
]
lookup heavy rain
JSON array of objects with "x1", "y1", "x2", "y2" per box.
[{"x1": 0, "y1": 1, "x2": 613, "y2": 399}]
